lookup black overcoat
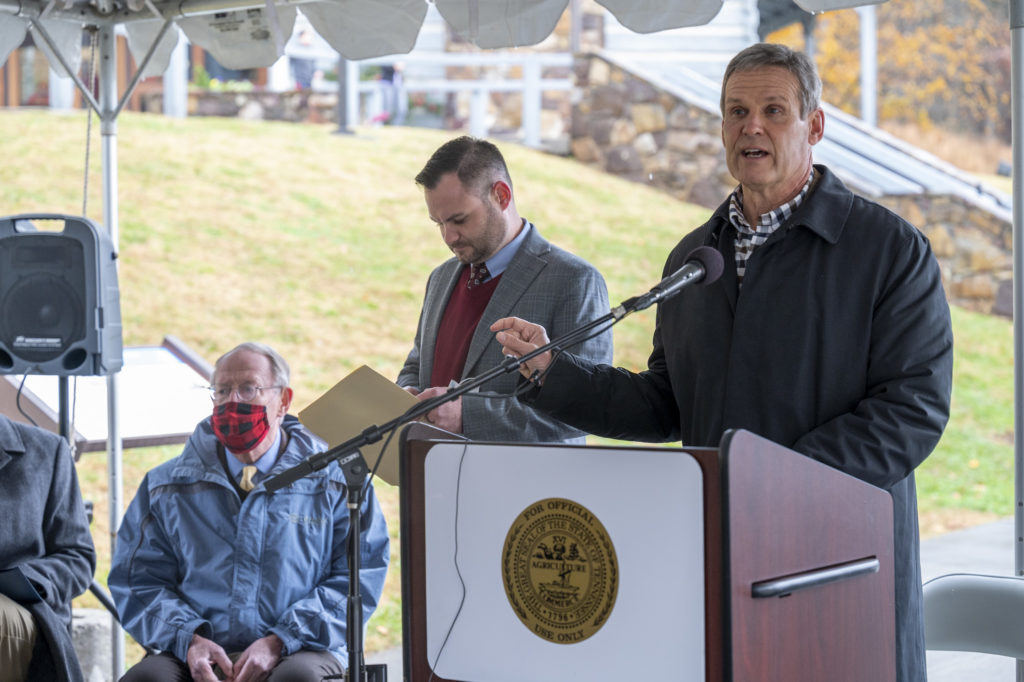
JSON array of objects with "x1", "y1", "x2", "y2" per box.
[{"x1": 530, "y1": 165, "x2": 954, "y2": 682}]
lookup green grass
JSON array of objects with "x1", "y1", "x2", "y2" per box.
[
  {"x1": 916, "y1": 307, "x2": 1014, "y2": 517},
  {"x1": 0, "y1": 109, "x2": 1014, "y2": 657}
]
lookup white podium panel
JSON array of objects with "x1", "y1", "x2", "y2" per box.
[{"x1": 421, "y1": 443, "x2": 705, "y2": 681}]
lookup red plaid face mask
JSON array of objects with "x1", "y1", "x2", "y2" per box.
[{"x1": 211, "y1": 401, "x2": 271, "y2": 453}]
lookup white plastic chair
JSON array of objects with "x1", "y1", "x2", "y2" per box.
[{"x1": 923, "y1": 572, "x2": 1024, "y2": 658}]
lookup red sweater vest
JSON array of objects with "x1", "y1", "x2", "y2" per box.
[{"x1": 431, "y1": 266, "x2": 502, "y2": 387}]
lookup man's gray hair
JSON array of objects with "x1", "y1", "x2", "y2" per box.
[
  {"x1": 214, "y1": 342, "x2": 290, "y2": 387},
  {"x1": 720, "y1": 42, "x2": 822, "y2": 119}
]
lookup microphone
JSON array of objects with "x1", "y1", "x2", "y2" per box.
[{"x1": 625, "y1": 246, "x2": 724, "y2": 313}]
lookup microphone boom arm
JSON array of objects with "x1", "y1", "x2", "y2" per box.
[
  {"x1": 263, "y1": 310, "x2": 618, "y2": 492},
  {"x1": 264, "y1": 309, "x2": 622, "y2": 492}
]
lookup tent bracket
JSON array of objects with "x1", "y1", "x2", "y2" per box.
[
  {"x1": 29, "y1": 17, "x2": 102, "y2": 115},
  {"x1": 114, "y1": 17, "x2": 174, "y2": 118}
]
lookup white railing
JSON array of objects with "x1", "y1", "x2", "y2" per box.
[{"x1": 346, "y1": 52, "x2": 572, "y2": 149}]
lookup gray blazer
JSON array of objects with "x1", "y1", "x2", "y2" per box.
[
  {"x1": 398, "y1": 223, "x2": 613, "y2": 443},
  {"x1": 0, "y1": 415, "x2": 95, "y2": 682}
]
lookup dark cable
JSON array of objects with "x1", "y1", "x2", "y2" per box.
[{"x1": 15, "y1": 374, "x2": 38, "y2": 427}]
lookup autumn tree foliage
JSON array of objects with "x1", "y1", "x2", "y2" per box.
[{"x1": 770, "y1": 0, "x2": 1010, "y2": 142}]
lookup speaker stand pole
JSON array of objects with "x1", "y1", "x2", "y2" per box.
[{"x1": 58, "y1": 376, "x2": 71, "y2": 444}]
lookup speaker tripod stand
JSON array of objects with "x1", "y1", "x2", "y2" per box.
[{"x1": 57, "y1": 381, "x2": 116, "y2": 614}]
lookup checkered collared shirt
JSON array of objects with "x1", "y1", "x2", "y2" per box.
[{"x1": 728, "y1": 167, "x2": 815, "y2": 286}]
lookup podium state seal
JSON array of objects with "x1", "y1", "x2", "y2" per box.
[{"x1": 502, "y1": 497, "x2": 618, "y2": 644}]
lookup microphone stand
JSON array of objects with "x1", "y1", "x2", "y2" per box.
[
  {"x1": 342, "y1": 450, "x2": 369, "y2": 682},
  {"x1": 263, "y1": 260, "x2": 712, "y2": 680}
]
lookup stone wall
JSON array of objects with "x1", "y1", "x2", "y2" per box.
[
  {"x1": 149, "y1": 83, "x2": 572, "y2": 149},
  {"x1": 571, "y1": 55, "x2": 733, "y2": 209},
  {"x1": 887, "y1": 194, "x2": 1013, "y2": 317},
  {"x1": 73, "y1": 608, "x2": 111, "y2": 682},
  {"x1": 570, "y1": 52, "x2": 1013, "y2": 317},
  {"x1": 140, "y1": 90, "x2": 339, "y2": 123}
]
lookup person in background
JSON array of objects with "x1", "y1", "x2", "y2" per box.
[
  {"x1": 110, "y1": 342, "x2": 389, "y2": 682},
  {"x1": 289, "y1": 29, "x2": 317, "y2": 90},
  {"x1": 378, "y1": 62, "x2": 407, "y2": 125}
]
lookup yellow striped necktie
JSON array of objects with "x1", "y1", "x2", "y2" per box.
[{"x1": 239, "y1": 465, "x2": 258, "y2": 491}]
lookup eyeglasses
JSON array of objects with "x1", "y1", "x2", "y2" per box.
[{"x1": 208, "y1": 384, "x2": 283, "y2": 403}]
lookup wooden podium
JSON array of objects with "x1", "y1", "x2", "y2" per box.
[{"x1": 399, "y1": 428, "x2": 895, "y2": 681}]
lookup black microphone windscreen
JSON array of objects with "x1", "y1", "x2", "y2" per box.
[{"x1": 686, "y1": 246, "x2": 724, "y2": 285}]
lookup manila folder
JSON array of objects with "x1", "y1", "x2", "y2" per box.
[{"x1": 298, "y1": 365, "x2": 417, "y2": 487}]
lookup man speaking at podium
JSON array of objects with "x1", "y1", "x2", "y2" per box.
[
  {"x1": 494, "y1": 43, "x2": 953, "y2": 682},
  {"x1": 398, "y1": 136, "x2": 613, "y2": 443}
]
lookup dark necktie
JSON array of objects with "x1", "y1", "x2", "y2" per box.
[{"x1": 468, "y1": 262, "x2": 490, "y2": 289}]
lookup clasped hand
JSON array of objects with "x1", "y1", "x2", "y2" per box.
[
  {"x1": 490, "y1": 317, "x2": 553, "y2": 383},
  {"x1": 188, "y1": 633, "x2": 283, "y2": 682}
]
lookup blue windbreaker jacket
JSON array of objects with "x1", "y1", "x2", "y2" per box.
[{"x1": 108, "y1": 415, "x2": 390, "y2": 665}]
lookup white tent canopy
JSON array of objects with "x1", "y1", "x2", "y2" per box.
[
  {"x1": 0, "y1": 0, "x2": 734, "y2": 73},
  {"x1": 0, "y1": 0, "x2": 882, "y2": 75}
]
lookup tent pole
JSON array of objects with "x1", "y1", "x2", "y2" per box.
[
  {"x1": 1011, "y1": 0, "x2": 1024, "y2": 676},
  {"x1": 856, "y1": 5, "x2": 877, "y2": 127},
  {"x1": 99, "y1": 23, "x2": 126, "y2": 682},
  {"x1": 1013, "y1": 0, "x2": 1023, "y2": 578}
]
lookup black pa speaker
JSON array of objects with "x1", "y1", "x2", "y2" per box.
[{"x1": 0, "y1": 214, "x2": 123, "y2": 376}]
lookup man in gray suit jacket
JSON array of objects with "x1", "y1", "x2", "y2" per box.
[{"x1": 398, "y1": 136, "x2": 613, "y2": 443}]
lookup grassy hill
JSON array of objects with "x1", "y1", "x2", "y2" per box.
[{"x1": 0, "y1": 110, "x2": 1013, "y2": 656}]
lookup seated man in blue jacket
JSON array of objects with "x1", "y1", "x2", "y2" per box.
[{"x1": 109, "y1": 342, "x2": 390, "y2": 682}]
